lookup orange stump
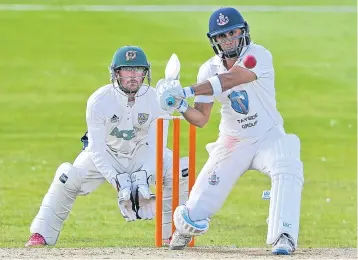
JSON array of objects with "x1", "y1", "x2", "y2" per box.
[{"x1": 155, "y1": 116, "x2": 196, "y2": 247}]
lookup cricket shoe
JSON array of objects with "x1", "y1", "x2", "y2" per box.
[
  {"x1": 162, "y1": 237, "x2": 172, "y2": 247},
  {"x1": 169, "y1": 230, "x2": 192, "y2": 250},
  {"x1": 272, "y1": 233, "x2": 295, "y2": 255},
  {"x1": 25, "y1": 233, "x2": 47, "y2": 247}
]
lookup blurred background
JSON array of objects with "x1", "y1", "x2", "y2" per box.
[{"x1": 0, "y1": 0, "x2": 356, "y2": 248}]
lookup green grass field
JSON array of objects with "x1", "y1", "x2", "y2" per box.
[{"x1": 0, "y1": 1, "x2": 356, "y2": 249}]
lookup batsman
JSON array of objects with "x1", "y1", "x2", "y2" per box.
[
  {"x1": 157, "y1": 7, "x2": 304, "y2": 255},
  {"x1": 25, "y1": 46, "x2": 189, "y2": 246}
]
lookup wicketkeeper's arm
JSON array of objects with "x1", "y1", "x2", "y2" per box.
[
  {"x1": 147, "y1": 112, "x2": 169, "y2": 152},
  {"x1": 86, "y1": 100, "x2": 131, "y2": 192}
]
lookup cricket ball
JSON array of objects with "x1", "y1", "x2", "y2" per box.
[{"x1": 243, "y1": 55, "x2": 257, "y2": 69}]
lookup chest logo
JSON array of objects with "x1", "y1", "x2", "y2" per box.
[{"x1": 228, "y1": 90, "x2": 249, "y2": 115}]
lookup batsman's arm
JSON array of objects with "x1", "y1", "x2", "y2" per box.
[
  {"x1": 181, "y1": 102, "x2": 213, "y2": 128},
  {"x1": 187, "y1": 50, "x2": 273, "y2": 96},
  {"x1": 176, "y1": 64, "x2": 215, "y2": 128},
  {"x1": 188, "y1": 66, "x2": 256, "y2": 96}
]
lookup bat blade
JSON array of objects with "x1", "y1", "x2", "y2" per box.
[{"x1": 164, "y1": 53, "x2": 180, "y2": 80}]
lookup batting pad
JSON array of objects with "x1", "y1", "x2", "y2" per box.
[{"x1": 266, "y1": 134, "x2": 304, "y2": 246}]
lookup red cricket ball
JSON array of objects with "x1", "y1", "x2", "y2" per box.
[{"x1": 243, "y1": 55, "x2": 257, "y2": 69}]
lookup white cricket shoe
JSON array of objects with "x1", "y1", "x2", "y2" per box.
[
  {"x1": 169, "y1": 230, "x2": 192, "y2": 250},
  {"x1": 272, "y1": 233, "x2": 295, "y2": 255}
]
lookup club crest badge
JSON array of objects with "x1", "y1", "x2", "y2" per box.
[
  {"x1": 138, "y1": 113, "x2": 149, "y2": 125},
  {"x1": 126, "y1": 50, "x2": 137, "y2": 61},
  {"x1": 208, "y1": 171, "x2": 220, "y2": 186},
  {"x1": 217, "y1": 13, "x2": 229, "y2": 26}
]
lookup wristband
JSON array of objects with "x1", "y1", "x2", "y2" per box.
[
  {"x1": 177, "y1": 99, "x2": 189, "y2": 114},
  {"x1": 207, "y1": 76, "x2": 222, "y2": 96},
  {"x1": 183, "y1": 86, "x2": 195, "y2": 98}
]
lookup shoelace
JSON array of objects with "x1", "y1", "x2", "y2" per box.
[{"x1": 278, "y1": 234, "x2": 295, "y2": 251}]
